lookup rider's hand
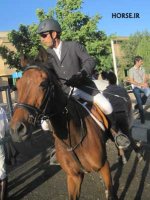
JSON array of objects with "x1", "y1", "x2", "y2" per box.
[
  {"x1": 65, "y1": 70, "x2": 87, "y2": 87},
  {"x1": 141, "y1": 82, "x2": 149, "y2": 88}
]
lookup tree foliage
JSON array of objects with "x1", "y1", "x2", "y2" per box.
[
  {"x1": 0, "y1": 24, "x2": 40, "y2": 69},
  {"x1": 121, "y1": 31, "x2": 150, "y2": 73},
  {"x1": 0, "y1": 0, "x2": 113, "y2": 71}
]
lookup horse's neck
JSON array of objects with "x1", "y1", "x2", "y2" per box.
[
  {"x1": 50, "y1": 98, "x2": 84, "y2": 141},
  {"x1": 53, "y1": 86, "x2": 67, "y2": 112}
]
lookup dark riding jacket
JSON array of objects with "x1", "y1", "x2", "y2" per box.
[
  {"x1": 47, "y1": 41, "x2": 96, "y2": 94},
  {"x1": 47, "y1": 41, "x2": 95, "y2": 79}
]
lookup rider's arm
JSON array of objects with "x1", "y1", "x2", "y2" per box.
[{"x1": 74, "y1": 42, "x2": 96, "y2": 76}]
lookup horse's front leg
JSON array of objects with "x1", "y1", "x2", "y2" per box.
[
  {"x1": 67, "y1": 173, "x2": 84, "y2": 200},
  {"x1": 99, "y1": 160, "x2": 118, "y2": 200}
]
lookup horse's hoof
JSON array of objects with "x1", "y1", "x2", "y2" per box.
[
  {"x1": 105, "y1": 189, "x2": 118, "y2": 200},
  {"x1": 108, "y1": 194, "x2": 118, "y2": 200}
]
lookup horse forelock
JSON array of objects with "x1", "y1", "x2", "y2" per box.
[{"x1": 24, "y1": 62, "x2": 59, "y2": 82}]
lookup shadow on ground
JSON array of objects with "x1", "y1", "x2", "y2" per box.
[
  {"x1": 7, "y1": 128, "x2": 150, "y2": 200},
  {"x1": 7, "y1": 129, "x2": 62, "y2": 200}
]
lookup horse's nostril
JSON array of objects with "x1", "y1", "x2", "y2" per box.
[{"x1": 16, "y1": 122, "x2": 27, "y2": 136}]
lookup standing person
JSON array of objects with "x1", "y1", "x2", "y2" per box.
[
  {"x1": 103, "y1": 72, "x2": 143, "y2": 163},
  {"x1": 93, "y1": 70, "x2": 109, "y2": 92},
  {"x1": 0, "y1": 107, "x2": 8, "y2": 200},
  {"x1": 128, "y1": 56, "x2": 150, "y2": 124}
]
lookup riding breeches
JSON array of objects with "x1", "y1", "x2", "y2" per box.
[{"x1": 72, "y1": 88, "x2": 113, "y2": 115}]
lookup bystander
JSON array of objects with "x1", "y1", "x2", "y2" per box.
[
  {"x1": 103, "y1": 72, "x2": 143, "y2": 164},
  {"x1": 128, "y1": 56, "x2": 150, "y2": 124}
]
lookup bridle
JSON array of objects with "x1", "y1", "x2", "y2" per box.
[
  {"x1": 13, "y1": 65, "x2": 91, "y2": 172},
  {"x1": 14, "y1": 65, "x2": 55, "y2": 126}
]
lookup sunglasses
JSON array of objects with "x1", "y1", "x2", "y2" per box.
[{"x1": 40, "y1": 33, "x2": 49, "y2": 38}]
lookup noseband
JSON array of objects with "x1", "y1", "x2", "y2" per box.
[{"x1": 15, "y1": 65, "x2": 55, "y2": 126}]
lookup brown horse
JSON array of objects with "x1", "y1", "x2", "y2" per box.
[{"x1": 10, "y1": 63, "x2": 118, "y2": 200}]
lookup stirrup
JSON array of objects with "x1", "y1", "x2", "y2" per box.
[{"x1": 114, "y1": 133, "x2": 131, "y2": 150}]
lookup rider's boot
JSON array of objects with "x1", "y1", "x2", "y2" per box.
[{"x1": 106, "y1": 114, "x2": 131, "y2": 149}]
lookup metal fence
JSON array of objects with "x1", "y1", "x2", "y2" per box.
[{"x1": 0, "y1": 85, "x2": 13, "y2": 119}]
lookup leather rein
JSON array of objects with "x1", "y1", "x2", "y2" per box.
[{"x1": 14, "y1": 65, "x2": 90, "y2": 172}]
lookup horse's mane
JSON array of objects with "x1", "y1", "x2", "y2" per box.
[
  {"x1": 23, "y1": 45, "x2": 61, "y2": 86},
  {"x1": 26, "y1": 62, "x2": 59, "y2": 80}
]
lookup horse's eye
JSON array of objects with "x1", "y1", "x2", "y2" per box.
[{"x1": 40, "y1": 80, "x2": 49, "y2": 89}]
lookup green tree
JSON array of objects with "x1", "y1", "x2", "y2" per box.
[
  {"x1": 136, "y1": 36, "x2": 150, "y2": 72},
  {"x1": 121, "y1": 31, "x2": 150, "y2": 73},
  {"x1": 0, "y1": 0, "x2": 113, "y2": 71},
  {"x1": 0, "y1": 24, "x2": 41, "y2": 69}
]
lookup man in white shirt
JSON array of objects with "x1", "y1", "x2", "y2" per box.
[{"x1": 128, "y1": 56, "x2": 150, "y2": 124}]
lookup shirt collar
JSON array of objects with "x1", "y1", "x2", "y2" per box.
[
  {"x1": 53, "y1": 41, "x2": 62, "y2": 60},
  {"x1": 134, "y1": 65, "x2": 142, "y2": 70},
  {"x1": 53, "y1": 41, "x2": 62, "y2": 51}
]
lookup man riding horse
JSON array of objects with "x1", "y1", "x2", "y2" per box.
[{"x1": 37, "y1": 18, "x2": 129, "y2": 164}]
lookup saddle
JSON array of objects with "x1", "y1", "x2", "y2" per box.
[
  {"x1": 76, "y1": 99, "x2": 131, "y2": 149},
  {"x1": 76, "y1": 99, "x2": 109, "y2": 131}
]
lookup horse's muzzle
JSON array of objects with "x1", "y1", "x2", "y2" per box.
[{"x1": 11, "y1": 122, "x2": 29, "y2": 142}]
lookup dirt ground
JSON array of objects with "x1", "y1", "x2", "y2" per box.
[{"x1": 7, "y1": 128, "x2": 150, "y2": 200}]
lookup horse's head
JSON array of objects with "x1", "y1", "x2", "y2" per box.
[{"x1": 10, "y1": 64, "x2": 64, "y2": 142}]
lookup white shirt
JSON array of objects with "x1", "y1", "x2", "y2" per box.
[
  {"x1": 53, "y1": 41, "x2": 62, "y2": 60},
  {"x1": 129, "y1": 66, "x2": 145, "y2": 89},
  {"x1": 0, "y1": 107, "x2": 9, "y2": 139}
]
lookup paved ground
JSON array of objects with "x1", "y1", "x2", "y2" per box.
[
  {"x1": 131, "y1": 94, "x2": 150, "y2": 145},
  {"x1": 7, "y1": 131, "x2": 150, "y2": 200},
  {"x1": 7, "y1": 109, "x2": 150, "y2": 200}
]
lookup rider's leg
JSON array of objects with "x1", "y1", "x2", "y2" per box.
[
  {"x1": 107, "y1": 112, "x2": 131, "y2": 150},
  {"x1": 93, "y1": 93, "x2": 113, "y2": 115},
  {"x1": 72, "y1": 88, "x2": 130, "y2": 149},
  {"x1": 117, "y1": 113, "x2": 144, "y2": 161},
  {"x1": 72, "y1": 88, "x2": 113, "y2": 115}
]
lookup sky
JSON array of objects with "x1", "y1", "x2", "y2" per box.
[{"x1": 0, "y1": 0, "x2": 149, "y2": 36}]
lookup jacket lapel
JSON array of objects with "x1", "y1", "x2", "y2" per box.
[
  {"x1": 47, "y1": 42, "x2": 68, "y2": 66},
  {"x1": 48, "y1": 48, "x2": 61, "y2": 66},
  {"x1": 60, "y1": 42, "x2": 68, "y2": 63}
]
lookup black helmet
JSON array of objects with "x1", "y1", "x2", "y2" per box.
[{"x1": 37, "y1": 18, "x2": 61, "y2": 34}]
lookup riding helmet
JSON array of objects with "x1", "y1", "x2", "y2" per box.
[{"x1": 37, "y1": 18, "x2": 61, "y2": 34}]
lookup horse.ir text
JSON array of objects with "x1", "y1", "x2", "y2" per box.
[{"x1": 112, "y1": 13, "x2": 140, "y2": 18}]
